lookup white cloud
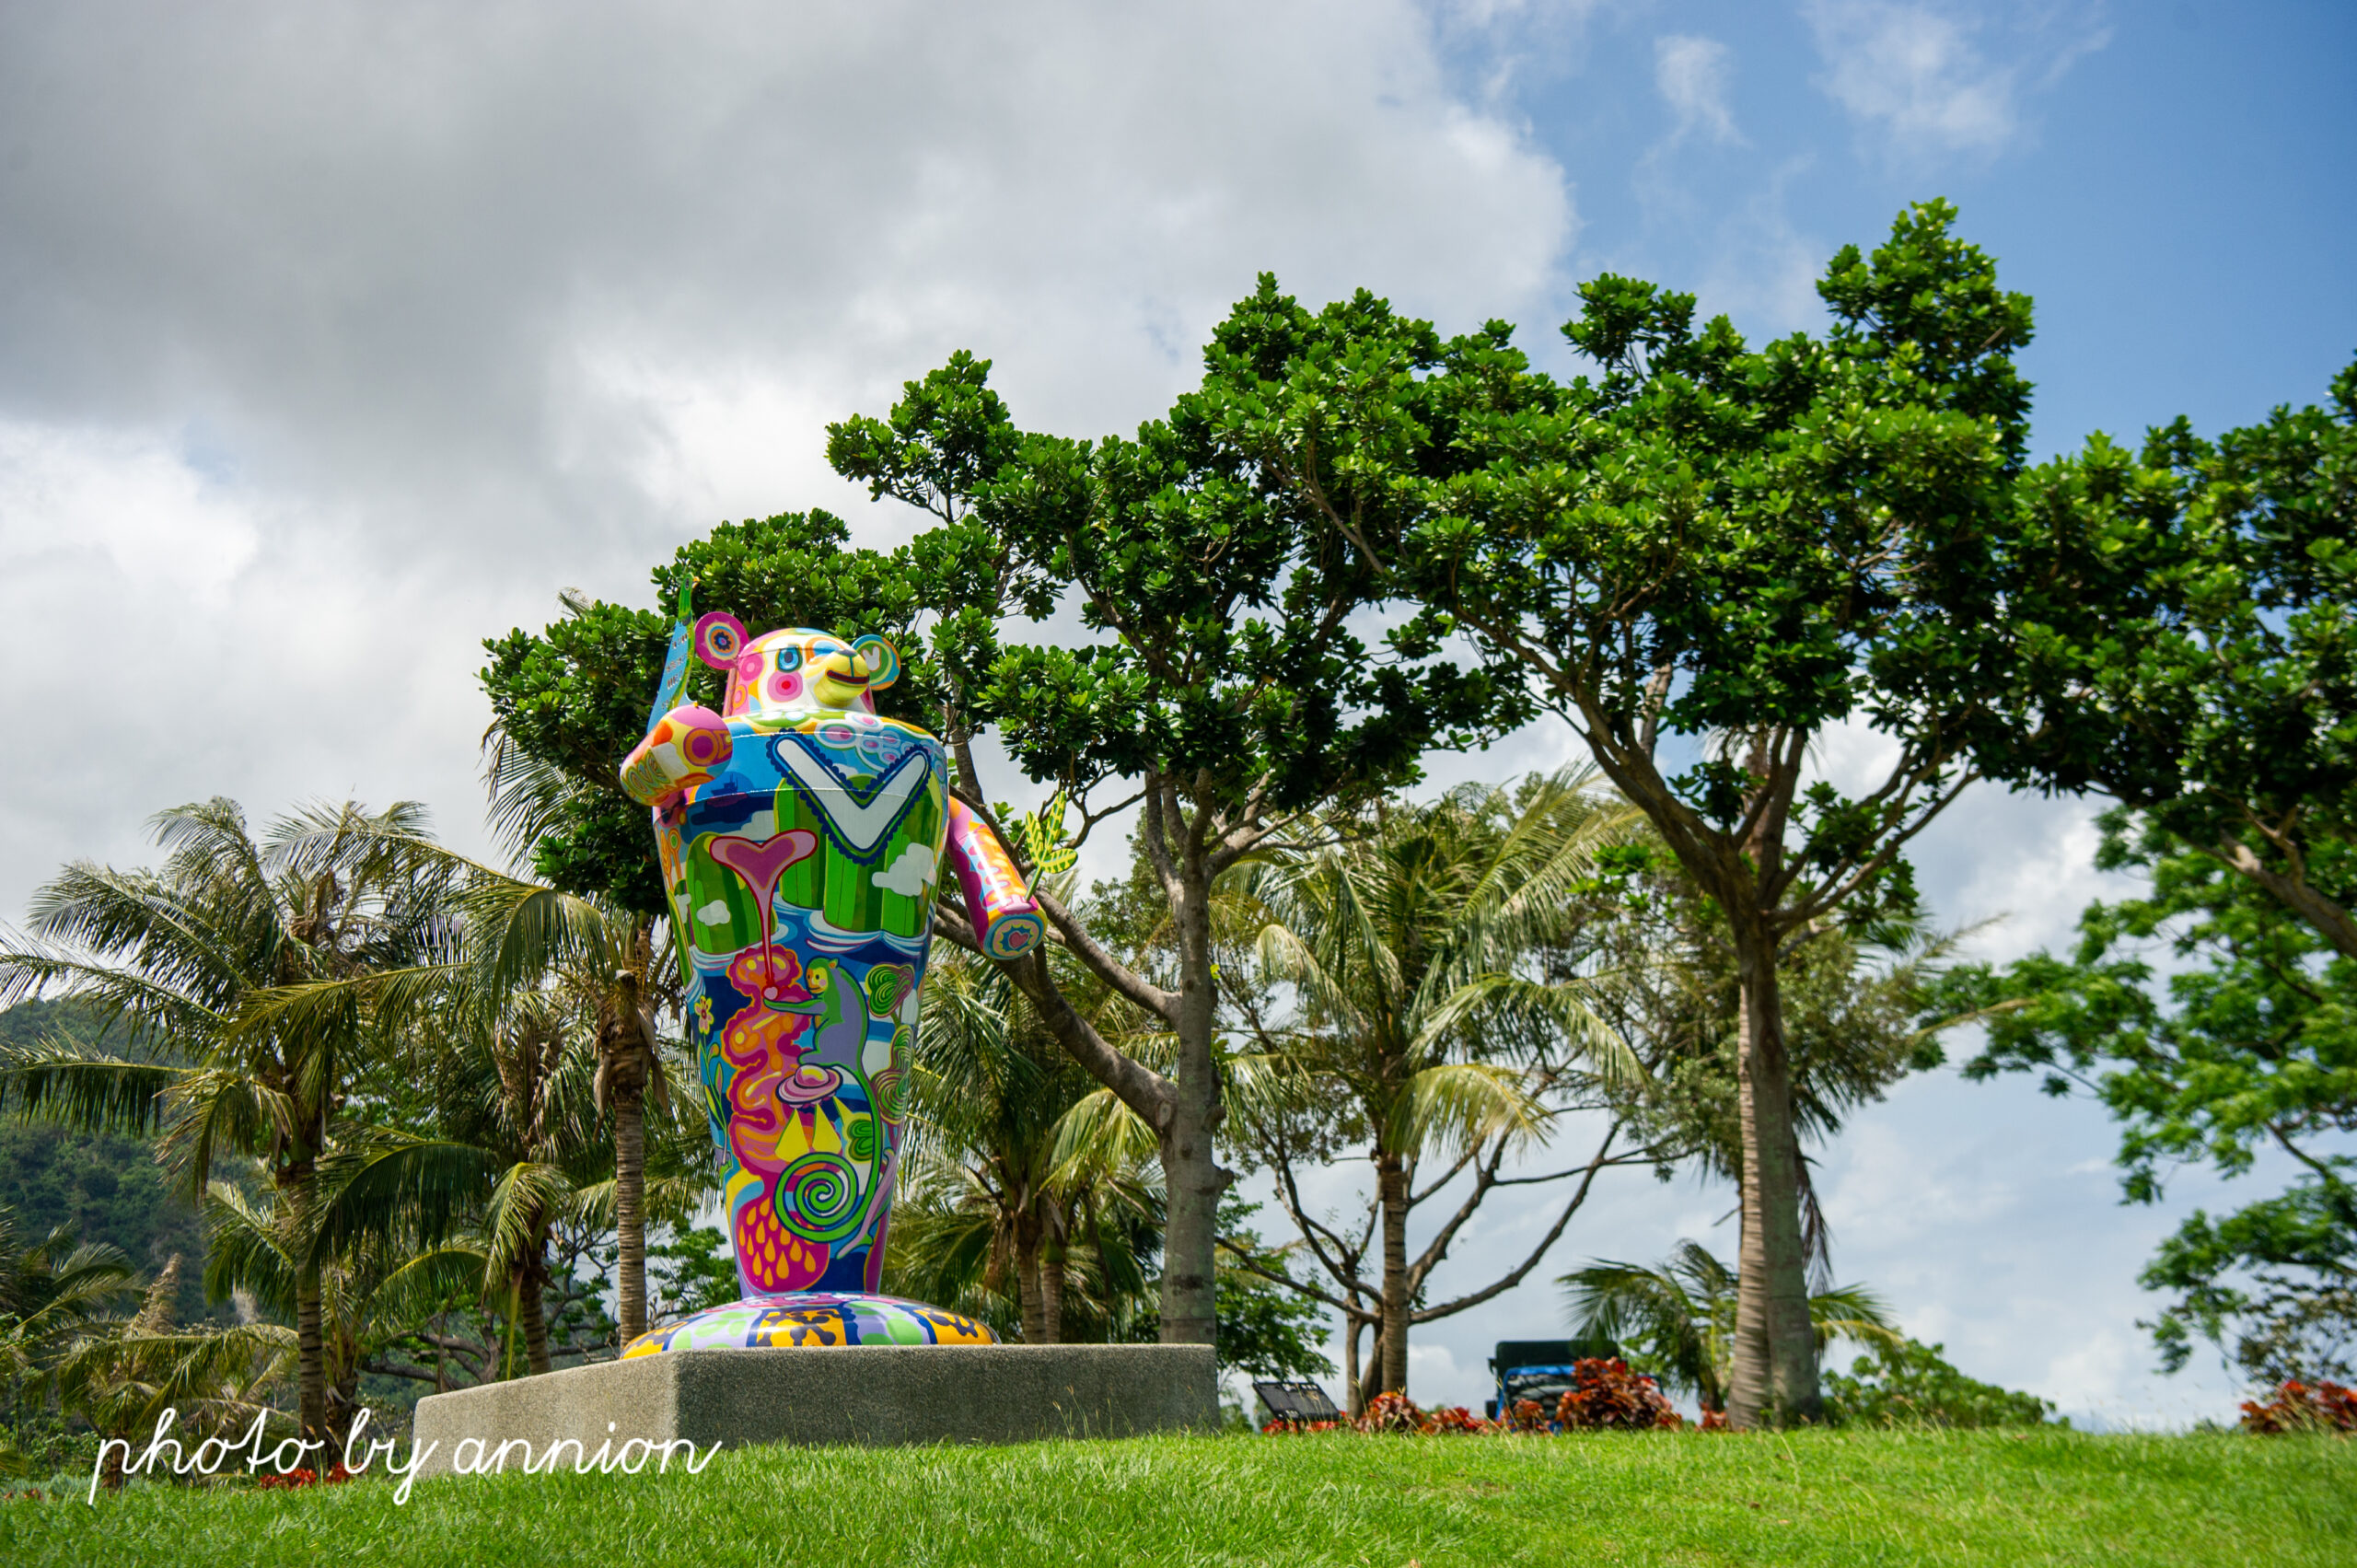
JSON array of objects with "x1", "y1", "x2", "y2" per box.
[
  {"x1": 1802, "y1": 1, "x2": 2110, "y2": 163},
  {"x1": 0, "y1": 423, "x2": 261, "y2": 601},
  {"x1": 1655, "y1": 35, "x2": 1742, "y2": 146},
  {"x1": 0, "y1": 0, "x2": 1577, "y2": 921},
  {"x1": 872, "y1": 842, "x2": 937, "y2": 900}
]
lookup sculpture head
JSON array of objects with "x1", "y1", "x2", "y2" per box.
[{"x1": 692, "y1": 613, "x2": 901, "y2": 725}]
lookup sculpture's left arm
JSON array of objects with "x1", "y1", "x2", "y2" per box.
[
  {"x1": 945, "y1": 799, "x2": 1046, "y2": 959},
  {"x1": 620, "y1": 705, "x2": 731, "y2": 808}
]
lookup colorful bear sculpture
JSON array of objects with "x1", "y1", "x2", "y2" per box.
[{"x1": 614, "y1": 591, "x2": 1041, "y2": 1355}]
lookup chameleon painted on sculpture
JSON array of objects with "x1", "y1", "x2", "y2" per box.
[{"x1": 614, "y1": 588, "x2": 1042, "y2": 1356}]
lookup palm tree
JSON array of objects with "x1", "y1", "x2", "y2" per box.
[
  {"x1": 0, "y1": 799, "x2": 460, "y2": 1447},
  {"x1": 482, "y1": 730, "x2": 674, "y2": 1346},
  {"x1": 1240, "y1": 771, "x2": 1642, "y2": 1403},
  {"x1": 200, "y1": 1176, "x2": 489, "y2": 1434},
  {"x1": 297, "y1": 976, "x2": 694, "y2": 1378},
  {"x1": 1, "y1": 1209, "x2": 139, "y2": 1473},
  {"x1": 201, "y1": 807, "x2": 694, "y2": 1367},
  {"x1": 1562, "y1": 1240, "x2": 1899, "y2": 1414},
  {"x1": 45, "y1": 1254, "x2": 296, "y2": 1487},
  {"x1": 1586, "y1": 861, "x2": 1980, "y2": 1288},
  {"x1": 893, "y1": 947, "x2": 1163, "y2": 1343}
]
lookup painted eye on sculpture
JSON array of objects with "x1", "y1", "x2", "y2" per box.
[
  {"x1": 693, "y1": 611, "x2": 749, "y2": 668},
  {"x1": 773, "y1": 644, "x2": 804, "y2": 673}
]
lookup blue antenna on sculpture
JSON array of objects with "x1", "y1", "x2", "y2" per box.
[{"x1": 647, "y1": 573, "x2": 697, "y2": 732}]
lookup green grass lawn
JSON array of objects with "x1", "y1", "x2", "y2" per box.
[{"x1": 5, "y1": 1429, "x2": 2351, "y2": 1567}]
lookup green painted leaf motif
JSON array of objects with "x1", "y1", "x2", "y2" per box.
[{"x1": 1018, "y1": 790, "x2": 1078, "y2": 877}]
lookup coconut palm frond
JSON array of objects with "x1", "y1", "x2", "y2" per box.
[
  {"x1": 199, "y1": 1183, "x2": 298, "y2": 1317},
  {"x1": 1045, "y1": 1086, "x2": 1159, "y2": 1189},
  {"x1": 1809, "y1": 1282, "x2": 1904, "y2": 1352},
  {"x1": 1387, "y1": 1062, "x2": 1550, "y2": 1163},
  {"x1": 308, "y1": 1133, "x2": 504, "y2": 1263},
  {"x1": 481, "y1": 1162, "x2": 578, "y2": 1291},
  {"x1": 0, "y1": 1042, "x2": 185, "y2": 1135},
  {"x1": 364, "y1": 1242, "x2": 493, "y2": 1330}
]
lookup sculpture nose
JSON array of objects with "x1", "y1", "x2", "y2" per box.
[{"x1": 820, "y1": 649, "x2": 871, "y2": 687}]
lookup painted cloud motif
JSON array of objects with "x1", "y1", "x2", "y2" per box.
[{"x1": 872, "y1": 842, "x2": 936, "y2": 900}]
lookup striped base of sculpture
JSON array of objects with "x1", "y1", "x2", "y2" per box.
[{"x1": 620, "y1": 1292, "x2": 996, "y2": 1357}]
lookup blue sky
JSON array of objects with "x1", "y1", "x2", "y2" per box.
[
  {"x1": 1446, "y1": 3, "x2": 2356, "y2": 458},
  {"x1": 0, "y1": 1, "x2": 2350, "y2": 1425}
]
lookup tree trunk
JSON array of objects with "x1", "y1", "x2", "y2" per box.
[
  {"x1": 614, "y1": 1084, "x2": 646, "y2": 1346},
  {"x1": 1015, "y1": 1210, "x2": 1047, "y2": 1345},
  {"x1": 1376, "y1": 1152, "x2": 1411, "y2": 1396},
  {"x1": 282, "y1": 1157, "x2": 330, "y2": 1451},
  {"x1": 1725, "y1": 921, "x2": 1819, "y2": 1428},
  {"x1": 331, "y1": 1366, "x2": 360, "y2": 1456},
  {"x1": 1343, "y1": 1308, "x2": 1365, "y2": 1418},
  {"x1": 518, "y1": 1251, "x2": 552, "y2": 1376},
  {"x1": 1157, "y1": 857, "x2": 1226, "y2": 1348},
  {"x1": 1040, "y1": 1218, "x2": 1066, "y2": 1345}
]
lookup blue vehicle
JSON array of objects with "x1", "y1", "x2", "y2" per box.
[{"x1": 1484, "y1": 1338, "x2": 1621, "y2": 1421}]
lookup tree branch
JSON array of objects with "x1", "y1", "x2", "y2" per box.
[{"x1": 1409, "y1": 1124, "x2": 1620, "y2": 1324}]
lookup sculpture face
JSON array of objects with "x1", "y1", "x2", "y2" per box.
[
  {"x1": 618, "y1": 605, "x2": 1041, "y2": 1342},
  {"x1": 701, "y1": 617, "x2": 905, "y2": 726}
]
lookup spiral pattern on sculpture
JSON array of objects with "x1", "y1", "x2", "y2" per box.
[{"x1": 776, "y1": 1152, "x2": 865, "y2": 1243}]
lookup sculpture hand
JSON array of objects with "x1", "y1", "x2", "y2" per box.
[
  {"x1": 620, "y1": 704, "x2": 734, "y2": 807},
  {"x1": 945, "y1": 799, "x2": 1047, "y2": 959}
]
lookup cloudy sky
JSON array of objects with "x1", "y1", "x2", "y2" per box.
[{"x1": 3, "y1": 1, "x2": 2351, "y2": 1423}]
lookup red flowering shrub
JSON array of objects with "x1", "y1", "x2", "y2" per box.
[
  {"x1": 2239, "y1": 1380, "x2": 2357, "y2": 1434},
  {"x1": 254, "y1": 1463, "x2": 354, "y2": 1491},
  {"x1": 1698, "y1": 1409, "x2": 1729, "y2": 1432},
  {"x1": 1554, "y1": 1359, "x2": 1683, "y2": 1431},
  {"x1": 1258, "y1": 1370, "x2": 1695, "y2": 1437},
  {"x1": 1355, "y1": 1391, "x2": 1430, "y2": 1434},
  {"x1": 1424, "y1": 1405, "x2": 1492, "y2": 1434},
  {"x1": 1503, "y1": 1399, "x2": 1552, "y2": 1434}
]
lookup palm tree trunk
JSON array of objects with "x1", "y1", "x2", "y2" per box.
[
  {"x1": 1015, "y1": 1211, "x2": 1047, "y2": 1344},
  {"x1": 331, "y1": 1365, "x2": 360, "y2": 1456},
  {"x1": 1040, "y1": 1223, "x2": 1065, "y2": 1345},
  {"x1": 1726, "y1": 920, "x2": 1818, "y2": 1428},
  {"x1": 282, "y1": 1156, "x2": 331, "y2": 1449},
  {"x1": 1377, "y1": 1152, "x2": 1411, "y2": 1396},
  {"x1": 614, "y1": 1085, "x2": 646, "y2": 1346},
  {"x1": 519, "y1": 1249, "x2": 552, "y2": 1376}
]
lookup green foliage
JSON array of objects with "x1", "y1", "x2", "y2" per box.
[
  {"x1": 0, "y1": 1063, "x2": 209, "y2": 1326},
  {"x1": 1205, "y1": 1265, "x2": 1333, "y2": 1383},
  {"x1": 1945, "y1": 814, "x2": 2355, "y2": 1383},
  {"x1": 1384, "y1": 200, "x2": 2064, "y2": 855},
  {"x1": 1588, "y1": 849, "x2": 1974, "y2": 1269},
  {"x1": 929, "y1": 284, "x2": 1527, "y2": 820},
  {"x1": 478, "y1": 510, "x2": 935, "y2": 910},
  {"x1": 1204, "y1": 1202, "x2": 1331, "y2": 1383},
  {"x1": 644, "y1": 1225, "x2": 737, "y2": 1326},
  {"x1": 1822, "y1": 1337, "x2": 2057, "y2": 1430},
  {"x1": 1562, "y1": 1241, "x2": 1899, "y2": 1413},
  {"x1": 1982, "y1": 355, "x2": 2357, "y2": 956},
  {"x1": 1215, "y1": 200, "x2": 2077, "y2": 1422}
]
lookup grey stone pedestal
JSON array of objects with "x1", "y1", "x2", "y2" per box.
[{"x1": 409, "y1": 1344, "x2": 1216, "y2": 1477}]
